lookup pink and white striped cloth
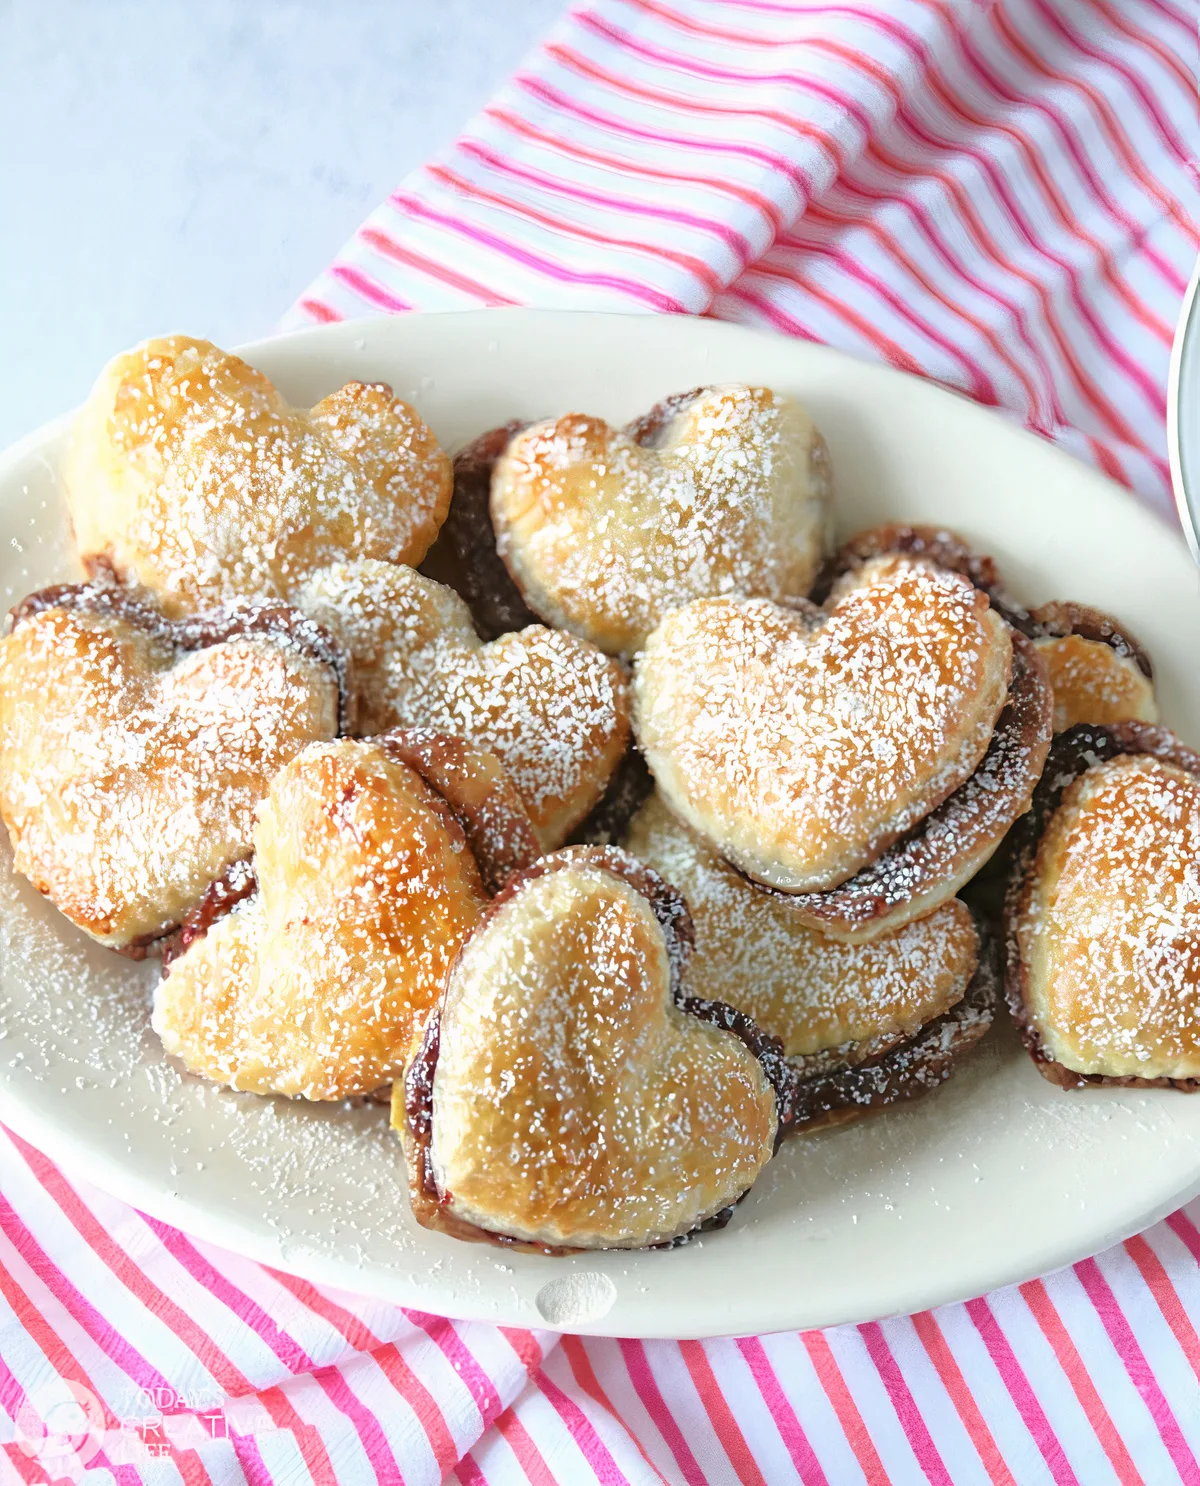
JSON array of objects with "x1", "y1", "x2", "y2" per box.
[{"x1": 5, "y1": 1, "x2": 1200, "y2": 1482}]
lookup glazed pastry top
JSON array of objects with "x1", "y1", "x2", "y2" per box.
[
  {"x1": 65, "y1": 336, "x2": 452, "y2": 615},
  {"x1": 0, "y1": 598, "x2": 339, "y2": 947},
  {"x1": 153, "y1": 737, "x2": 504, "y2": 1099}
]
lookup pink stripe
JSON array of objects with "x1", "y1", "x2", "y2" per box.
[
  {"x1": 457, "y1": 136, "x2": 755, "y2": 264},
  {"x1": 735, "y1": 1338, "x2": 830, "y2": 1485},
  {"x1": 456, "y1": 1456, "x2": 489, "y2": 1486},
  {"x1": 535, "y1": 1370, "x2": 634, "y2": 1486},
  {"x1": 139, "y1": 1217, "x2": 317, "y2": 1375},
  {"x1": 518, "y1": 71, "x2": 813, "y2": 195},
  {"x1": 0, "y1": 1191, "x2": 177, "y2": 1401},
  {"x1": 297, "y1": 297, "x2": 341, "y2": 323},
  {"x1": 359, "y1": 225, "x2": 518, "y2": 304},
  {"x1": 390, "y1": 187, "x2": 689, "y2": 310},
  {"x1": 403, "y1": 1311, "x2": 503, "y2": 1428},
  {"x1": 617, "y1": 1340, "x2": 707, "y2": 1486},
  {"x1": 1165, "y1": 1208, "x2": 1200, "y2": 1265},
  {"x1": 330, "y1": 262, "x2": 415, "y2": 313},
  {"x1": 965, "y1": 1297, "x2": 1080, "y2": 1486},
  {"x1": 859, "y1": 1322, "x2": 954, "y2": 1486},
  {"x1": 775, "y1": 233, "x2": 999, "y2": 404},
  {"x1": 1074, "y1": 1257, "x2": 1200, "y2": 1483},
  {"x1": 313, "y1": 1364, "x2": 406, "y2": 1483},
  {"x1": 582, "y1": 6, "x2": 1164, "y2": 436},
  {"x1": 1034, "y1": 0, "x2": 1195, "y2": 164}
]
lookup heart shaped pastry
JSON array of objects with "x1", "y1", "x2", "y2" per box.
[
  {"x1": 65, "y1": 336, "x2": 453, "y2": 617},
  {"x1": 0, "y1": 585, "x2": 341, "y2": 950},
  {"x1": 1027, "y1": 602, "x2": 1157, "y2": 733},
  {"x1": 625, "y1": 793, "x2": 995, "y2": 1131},
  {"x1": 490, "y1": 385, "x2": 832, "y2": 656},
  {"x1": 1006, "y1": 723, "x2": 1200, "y2": 1089},
  {"x1": 825, "y1": 525, "x2": 1158, "y2": 734},
  {"x1": 296, "y1": 559, "x2": 632, "y2": 847},
  {"x1": 401, "y1": 846, "x2": 781, "y2": 1251},
  {"x1": 636, "y1": 556, "x2": 1016, "y2": 893},
  {"x1": 153, "y1": 733, "x2": 541, "y2": 1100}
]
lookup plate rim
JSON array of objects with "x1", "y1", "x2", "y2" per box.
[{"x1": 2, "y1": 306, "x2": 1199, "y2": 1338}]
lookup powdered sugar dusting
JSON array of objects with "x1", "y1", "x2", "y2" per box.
[
  {"x1": 1024, "y1": 754, "x2": 1200, "y2": 1078},
  {"x1": 431, "y1": 858, "x2": 776, "y2": 1249},
  {"x1": 0, "y1": 601, "x2": 339, "y2": 947},
  {"x1": 624, "y1": 793, "x2": 978, "y2": 1059},
  {"x1": 153, "y1": 740, "x2": 488, "y2": 1100},
  {"x1": 492, "y1": 385, "x2": 830, "y2": 655},
  {"x1": 298, "y1": 559, "x2": 630, "y2": 846},
  {"x1": 634, "y1": 557, "x2": 1012, "y2": 893},
  {"x1": 65, "y1": 337, "x2": 452, "y2": 616},
  {"x1": 1034, "y1": 634, "x2": 1158, "y2": 733}
]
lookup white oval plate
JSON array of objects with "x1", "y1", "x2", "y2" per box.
[
  {"x1": 3, "y1": 310, "x2": 1200, "y2": 1340},
  {"x1": 1169, "y1": 252, "x2": 1200, "y2": 563}
]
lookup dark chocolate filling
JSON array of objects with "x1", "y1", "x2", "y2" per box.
[
  {"x1": 419, "y1": 422, "x2": 539, "y2": 640},
  {"x1": 404, "y1": 845, "x2": 791, "y2": 1255},
  {"x1": 1004, "y1": 722, "x2": 1200, "y2": 1091},
  {"x1": 569, "y1": 746, "x2": 654, "y2": 848}
]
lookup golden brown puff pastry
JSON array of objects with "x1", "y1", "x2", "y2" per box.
[
  {"x1": 624, "y1": 793, "x2": 995, "y2": 1131},
  {"x1": 1026, "y1": 602, "x2": 1157, "y2": 733},
  {"x1": 1005, "y1": 723, "x2": 1200, "y2": 1089},
  {"x1": 296, "y1": 559, "x2": 631, "y2": 849},
  {"x1": 400, "y1": 847, "x2": 781, "y2": 1252},
  {"x1": 153, "y1": 733, "x2": 541, "y2": 1100},
  {"x1": 0, "y1": 586, "x2": 340, "y2": 951},
  {"x1": 824, "y1": 526, "x2": 1158, "y2": 735},
  {"x1": 490, "y1": 385, "x2": 832, "y2": 657},
  {"x1": 65, "y1": 336, "x2": 452, "y2": 617},
  {"x1": 635, "y1": 555, "x2": 1028, "y2": 897}
]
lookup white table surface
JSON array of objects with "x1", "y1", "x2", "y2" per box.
[{"x1": 0, "y1": 0, "x2": 566, "y2": 451}]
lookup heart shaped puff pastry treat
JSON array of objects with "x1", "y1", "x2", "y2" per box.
[
  {"x1": 1005, "y1": 723, "x2": 1200, "y2": 1089},
  {"x1": 0, "y1": 585, "x2": 341, "y2": 951},
  {"x1": 297, "y1": 559, "x2": 631, "y2": 848},
  {"x1": 490, "y1": 385, "x2": 832, "y2": 656},
  {"x1": 401, "y1": 846, "x2": 783, "y2": 1251},
  {"x1": 826, "y1": 525, "x2": 1157, "y2": 734},
  {"x1": 65, "y1": 336, "x2": 452, "y2": 617},
  {"x1": 635, "y1": 553, "x2": 1052, "y2": 941},
  {"x1": 625, "y1": 794, "x2": 996, "y2": 1132},
  {"x1": 153, "y1": 732, "x2": 541, "y2": 1100}
]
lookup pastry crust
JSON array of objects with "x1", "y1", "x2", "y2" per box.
[
  {"x1": 65, "y1": 336, "x2": 452, "y2": 616},
  {"x1": 297, "y1": 559, "x2": 631, "y2": 848},
  {"x1": 0, "y1": 585, "x2": 340, "y2": 950},
  {"x1": 1005, "y1": 724, "x2": 1200, "y2": 1088},
  {"x1": 781, "y1": 628, "x2": 1052, "y2": 940},
  {"x1": 826, "y1": 526, "x2": 1158, "y2": 734},
  {"x1": 153, "y1": 733, "x2": 540, "y2": 1100},
  {"x1": 633, "y1": 556, "x2": 1014, "y2": 897},
  {"x1": 491, "y1": 385, "x2": 832, "y2": 656},
  {"x1": 1027, "y1": 602, "x2": 1157, "y2": 733},
  {"x1": 401, "y1": 847, "x2": 780, "y2": 1252},
  {"x1": 624, "y1": 793, "x2": 994, "y2": 1130},
  {"x1": 624, "y1": 792, "x2": 979, "y2": 1057}
]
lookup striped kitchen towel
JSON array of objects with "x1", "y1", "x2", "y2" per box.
[{"x1": 6, "y1": 1, "x2": 1200, "y2": 1482}]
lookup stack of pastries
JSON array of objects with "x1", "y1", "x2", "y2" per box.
[{"x1": 0, "y1": 335, "x2": 1190, "y2": 1257}]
